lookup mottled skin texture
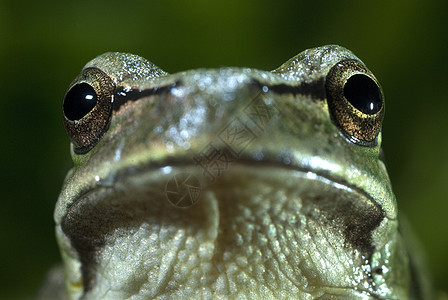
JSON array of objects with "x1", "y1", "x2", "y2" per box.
[{"x1": 55, "y1": 46, "x2": 421, "y2": 299}]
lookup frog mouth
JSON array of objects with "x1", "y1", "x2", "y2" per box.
[{"x1": 60, "y1": 162, "x2": 386, "y2": 298}]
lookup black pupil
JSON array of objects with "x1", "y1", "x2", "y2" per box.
[
  {"x1": 63, "y1": 83, "x2": 98, "y2": 121},
  {"x1": 344, "y1": 74, "x2": 382, "y2": 115}
]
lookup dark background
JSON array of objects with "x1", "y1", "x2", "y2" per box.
[{"x1": 1, "y1": 0, "x2": 447, "y2": 298}]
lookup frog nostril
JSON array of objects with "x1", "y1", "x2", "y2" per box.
[
  {"x1": 64, "y1": 83, "x2": 98, "y2": 121},
  {"x1": 344, "y1": 74, "x2": 382, "y2": 115}
]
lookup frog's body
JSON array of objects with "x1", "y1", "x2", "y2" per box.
[{"x1": 54, "y1": 46, "x2": 427, "y2": 299}]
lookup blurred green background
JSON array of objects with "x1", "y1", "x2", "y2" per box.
[{"x1": 1, "y1": 0, "x2": 446, "y2": 298}]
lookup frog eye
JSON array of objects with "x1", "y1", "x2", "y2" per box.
[
  {"x1": 325, "y1": 59, "x2": 384, "y2": 146},
  {"x1": 63, "y1": 67, "x2": 115, "y2": 154}
]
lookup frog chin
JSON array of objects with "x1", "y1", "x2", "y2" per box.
[{"x1": 59, "y1": 163, "x2": 386, "y2": 299}]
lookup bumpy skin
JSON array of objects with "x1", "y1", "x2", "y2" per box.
[{"x1": 55, "y1": 46, "x2": 420, "y2": 299}]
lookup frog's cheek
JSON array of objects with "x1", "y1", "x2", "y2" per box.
[
  {"x1": 55, "y1": 226, "x2": 83, "y2": 300},
  {"x1": 370, "y1": 229, "x2": 411, "y2": 299}
]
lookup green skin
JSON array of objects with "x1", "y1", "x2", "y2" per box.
[{"x1": 56, "y1": 46, "x2": 421, "y2": 299}]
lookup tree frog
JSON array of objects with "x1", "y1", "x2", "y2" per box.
[{"x1": 54, "y1": 45, "x2": 429, "y2": 299}]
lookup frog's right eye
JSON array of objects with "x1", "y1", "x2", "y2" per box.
[
  {"x1": 62, "y1": 67, "x2": 115, "y2": 154},
  {"x1": 325, "y1": 59, "x2": 384, "y2": 147},
  {"x1": 64, "y1": 83, "x2": 98, "y2": 121}
]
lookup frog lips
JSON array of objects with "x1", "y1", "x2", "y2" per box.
[
  {"x1": 62, "y1": 161, "x2": 385, "y2": 255},
  {"x1": 60, "y1": 162, "x2": 386, "y2": 296}
]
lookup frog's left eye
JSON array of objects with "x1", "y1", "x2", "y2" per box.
[
  {"x1": 63, "y1": 67, "x2": 115, "y2": 154},
  {"x1": 325, "y1": 59, "x2": 384, "y2": 146}
]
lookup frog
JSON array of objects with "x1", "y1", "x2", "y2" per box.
[{"x1": 53, "y1": 45, "x2": 429, "y2": 299}]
